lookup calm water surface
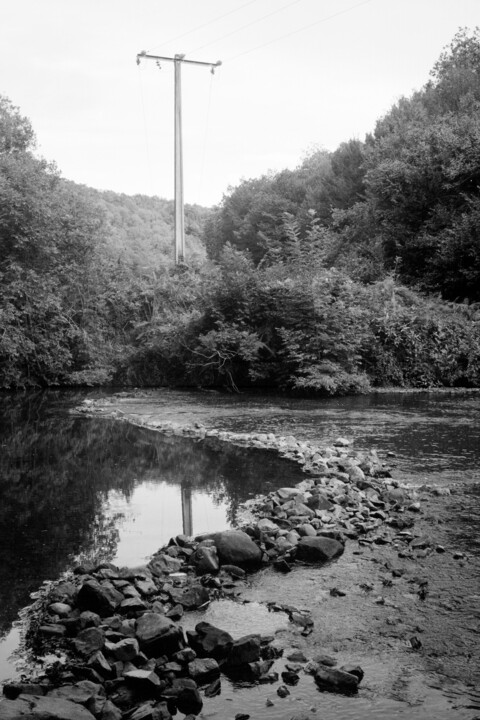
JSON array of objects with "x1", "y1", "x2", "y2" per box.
[{"x1": 0, "y1": 389, "x2": 479, "y2": 718}]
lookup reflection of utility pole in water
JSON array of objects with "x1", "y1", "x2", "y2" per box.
[{"x1": 181, "y1": 483, "x2": 193, "y2": 537}]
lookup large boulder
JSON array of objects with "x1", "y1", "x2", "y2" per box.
[
  {"x1": 314, "y1": 666, "x2": 359, "y2": 693},
  {"x1": 176, "y1": 687, "x2": 203, "y2": 715},
  {"x1": 186, "y1": 622, "x2": 233, "y2": 661},
  {"x1": 135, "y1": 613, "x2": 184, "y2": 657},
  {"x1": 77, "y1": 580, "x2": 123, "y2": 616},
  {"x1": 225, "y1": 634, "x2": 261, "y2": 667},
  {"x1": 296, "y1": 536, "x2": 344, "y2": 563},
  {"x1": 187, "y1": 658, "x2": 220, "y2": 683},
  {"x1": 169, "y1": 584, "x2": 210, "y2": 609},
  {"x1": 0, "y1": 695, "x2": 96, "y2": 719},
  {"x1": 205, "y1": 531, "x2": 262, "y2": 567}
]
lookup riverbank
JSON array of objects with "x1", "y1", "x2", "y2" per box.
[{"x1": 1, "y1": 390, "x2": 480, "y2": 719}]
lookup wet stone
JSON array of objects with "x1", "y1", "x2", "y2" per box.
[
  {"x1": 49, "y1": 602, "x2": 72, "y2": 617},
  {"x1": 74, "y1": 627, "x2": 105, "y2": 656},
  {"x1": 77, "y1": 580, "x2": 124, "y2": 616},
  {"x1": 296, "y1": 536, "x2": 344, "y2": 563},
  {"x1": 135, "y1": 613, "x2": 184, "y2": 657},
  {"x1": 38, "y1": 624, "x2": 66, "y2": 637},
  {"x1": 315, "y1": 666, "x2": 359, "y2": 693},
  {"x1": 105, "y1": 637, "x2": 140, "y2": 662},
  {"x1": 187, "y1": 658, "x2": 220, "y2": 683},
  {"x1": 226, "y1": 634, "x2": 261, "y2": 667},
  {"x1": 176, "y1": 687, "x2": 203, "y2": 716},
  {"x1": 187, "y1": 622, "x2": 233, "y2": 661},
  {"x1": 0, "y1": 695, "x2": 96, "y2": 719}
]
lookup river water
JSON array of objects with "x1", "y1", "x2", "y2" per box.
[{"x1": 0, "y1": 389, "x2": 479, "y2": 716}]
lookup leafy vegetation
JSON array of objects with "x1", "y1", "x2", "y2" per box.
[{"x1": 2, "y1": 29, "x2": 480, "y2": 393}]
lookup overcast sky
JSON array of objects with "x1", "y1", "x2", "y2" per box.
[{"x1": 1, "y1": 0, "x2": 478, "y2": 207}]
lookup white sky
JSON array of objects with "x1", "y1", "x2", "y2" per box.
[{"x1": 1, "y1": 0, "x2": 478, "y2": 207}]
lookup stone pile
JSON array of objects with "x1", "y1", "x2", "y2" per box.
[{"x1": 1, "y1": 435, "x2": 422, "y2": 719}]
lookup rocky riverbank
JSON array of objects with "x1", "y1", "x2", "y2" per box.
[{"x1": 1, "y1": 393, "x2": 479, "y2": 720}]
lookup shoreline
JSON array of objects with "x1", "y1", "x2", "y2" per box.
[{"x1": 1, "y1": 393, "x2": 479, "y2": 719}]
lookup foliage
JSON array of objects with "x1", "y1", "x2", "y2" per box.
[
  {"x1": 4, "y1": 29, "x2": 480, "y2": 394},
  {"x1": 123, "y1": 212, "x2": 480, "y2": 394},
  {"x1": 0, "y1": 94, "x2": 210, "y2": 389}
]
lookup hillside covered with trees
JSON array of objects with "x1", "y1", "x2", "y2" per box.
[{"x1": 1, "y1": 29, "x2": 480, "y2": 393}]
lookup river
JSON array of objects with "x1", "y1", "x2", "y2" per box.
[{"x1": 0, "y1": 388, "x2": 479, "y2": 717}]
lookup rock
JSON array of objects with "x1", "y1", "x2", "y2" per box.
[
  {"x1": 348, "y1": 465, "x2": 365, "y2": 484},
  {"x1": 340, "y1": 665, "x2": 364, "y2": 682},
  {"x1": 187, "y1": 658, "x2": 220, "y2": 683},
  {"x1": 220, "y1": 565, "x2": 245, "y2": 578},
  {"x1": 99, "y1": 700, "x2": 122, "y2": 720},
  {"x1": 314, "y1": 654, "x2": 337, "y2": 667},
  {"x1": 49, "y1": 602, "x2": 72, "y2": 617},
  {"x1": 88, "y1": 651, "x2": 113, "y2": 678},
  {"x1": 105, "y1": 637, "x2": 140, "y2": 662},
  {"x1": 77, "y1": 581, "x2": 123, "y2": 616},
  {"x1": 165, "y1": 604, "x2": 183, "y2": 621},
  {"x1": 244, "y1": 659, "x2": 275, "y2": 681},
  {"x1": 277, "y1": 685, "x2": 290, "y2": 697},
  {"x1": 257, "y1": 518, "x2": 280, "y2": 534},
  {"x1": 135, "y1": 613, "x2": 184, "y2": 657},
  {"x1": 123, "y1": 669, "x2": 161, "y2": 690},
  {"x1": 204, "y1": 678, "x2": 221, "y2": 698},
  {"x1": 120, "y1": 597, "x2": 148, "y2": 613},
  {"x1": 315, "y1": 666, "x2": 359, "y2": 693},
  {"x1": 169, "y1": 584, "x2": 209, "y2": 609},
  {"x1": 79, "y1": 611, "x2": 101, "y2": 629},
  {"x1": 128, "y1": 701, "x2": 171, "y2": 720},
  {"x1": 38, "y1": 624, "x2": 66, "y2": 637},
  {"x1": 296, "y1": 536, "x2": 344, "y2": 563},
  {"x1": 286, "y1": 650, "x2": 307, "y2": 662},
  {"x1": 173, "y1": 648, "x2": 196, "y2": 664},
  {"x1": 135, "y1": 578, "x2": 157, "y2": 596},
  {"x1": 207, "y1": 531, "x2": 262, "y2": 567},
  {"x1": 187, "y1": 622, "x2": 233, "y2": 661},
  {"x1": 226, "y1": 635, "x2": 261, "y2": 666},
  {"x1": 192, "y1": 546, "x2": 219, "y2": 574},
  {"x1": 48, "y1": 681, "x2": 105, "y2": 705},
  {"x1": 281, "y1": 670, "x2": 299, "y2": 685},
  {"x1": 0, "y1": 695, "x2": 96, "y2": 719},
  {"x1": 273, "y1": 558, "x2": 292, "y2": 573},
  {"x1": 176, "y1": 687, "x2": 203, "y2": 715},
  {"x1": 297, "y1": 523, "x2": 316, "y2": 537},
  {"x1": 334, "y1": 437, "x2": 350, "y2": 447},
  {"x1": 2, "y1": 685, "x2": 46, "y2": 701},
  {"x1": 74, "y1": 627, "x2": 105, "y2": 656},
  {"x1": 148, "y1": 555, "x2": 183, "y2": 576}
]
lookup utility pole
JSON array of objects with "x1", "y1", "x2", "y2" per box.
[{"x1": 137, "y1": 51, "x2": 222, "y2": 265}]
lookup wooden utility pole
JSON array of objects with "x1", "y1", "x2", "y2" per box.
[{"x1": 137, "y1": 51, "x2": 222, "y2": 264}]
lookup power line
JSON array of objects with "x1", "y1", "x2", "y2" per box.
[
  {"x1": 226, "y1": 0, "x2": 376, "y2": 62},
  {"x1": 187, "y1": 0, "x2": 305, "y2": 55},
  {"x1": 146, "y1": 0, "x2": 259, "y2": 54},
  {"x1": 198, "y1": 73, "x2": 215, "y2": 202},
  {"x1": 136, "y1": 64, "x2": 155, "y2": 195}
]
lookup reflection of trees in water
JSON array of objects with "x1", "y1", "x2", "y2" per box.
[{"x1": 0, "y1": 392, "x2": 304, "y2": 638}]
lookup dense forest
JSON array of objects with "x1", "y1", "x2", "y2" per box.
[{"x1": 1, "y1": 29, "x2": 480, "y2": 394}]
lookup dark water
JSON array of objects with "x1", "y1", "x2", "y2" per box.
[
  {"x1": 0, "y1": 391, "x2": 306, "y2": 681},
  {"x1": 0, "y1": 389, "x2": 479, "y2": 718}
]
